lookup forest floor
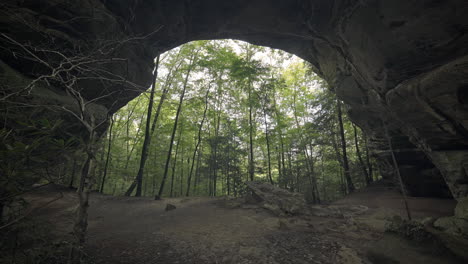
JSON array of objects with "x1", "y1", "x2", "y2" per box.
[{"x1": 21, "y1": 182, "x2": 462, "y2": 264}]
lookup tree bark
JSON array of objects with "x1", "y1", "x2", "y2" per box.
[
  {"x1": 125, "y1": 56, "x2": 160, "y2": 196},
  {"x1": 170, "y1": 124, "x2": 183, "y2": 197},
  {"x1": 263, "y1": 103, "x2": 274, "y2": 185},
  {"x1": 353, "y1": 124, "x2": 371, "y2": 185},
  {"x1": 69, "y1": 159, "x2": 77, "y2": 188},
  {"x1": 248, "y1": 82, "x2": 255, "y2": 181},
  {"x1": 364, "y1": 135, "x2": 374, "y2": 182},
  {"x1": 69, "y1": 128, "x2": 97, "y2": 264},
  {"x1": 336, "y1": 98, "x2": 355, "y2": 192},
  {"x1": 100, "y1": 115, "x2": 114, "y2": 193},
  {"x1": 186, "y1": 88, "x2": 209, "y2": 196},
  {"x1": 383, "y1": 122, "x2": 412, "y2": 220},
  {"x1": 157, "y1": 53, "x2": 196, "y2": 198}
]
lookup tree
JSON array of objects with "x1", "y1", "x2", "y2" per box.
[
  {"x1": 100, "y1": 115, "x2": 114, "y2": 193},
  {"x1": 157, "y1": 47, "x2": 198, "y2": 198},
  {"x1": 353, "y1": 124, "x2": 371, "y2": 186},
  {"x1": 336, "y1": 97, "x2": 355, "y2": 193},
  {"x1": 186, "y1": 88, "x2": 210, "y2": 196},
  {"x1": 125, "y1": 55, "x2": 161, "y2": 197}
]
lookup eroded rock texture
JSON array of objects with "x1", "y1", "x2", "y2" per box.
[{"x1": 1, "y1": 0, "x2": 468, "y2": 199}]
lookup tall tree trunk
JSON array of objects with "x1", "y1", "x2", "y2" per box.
[
  {"x1": 69, "y1": 125, "x2": 97, "y2": 264},
  {"x1": 170, "y1": 126, "x2": 183, "y2": 197},
  {"x1": 212, "y1": 108, "x2": 221, "y2": 197},
  {"x1": 336, "y1": 98, "x2": 355, "y2": 192},
  {"x1": 186, "y1": 88, "x2": 209, "y2": 196},
  {"x1": 292, "y1": 90, "x2": 317, "y2": 202},
  {"x1": 125, "y1": 56, "x2": 160, "y2": 196},
  {"x1": 308, "y1": 144, "x2": 321, "y2": 203},
  {"x1": 287, "y1": 150, "x2": 294, "y2": 192},
  {"x1": 276, "y1": 146, "x2": 282, "y2": 187},
  {"x1": 194, "y1": 144, "x2": 203, "y2": 194},
  {"x1": 100, "y1": 116, "x2": 114, "y2": 193},
  {"x1": 383, "y1": 122, "x2": 412, "y2": 220},
  {"x1": 273, "y1": 94, "x2": 287, "y2": 188},
  {"x1": 248, "y1": 82, "x2": 255, "y2": 181},
  {"x1": 69, "y1": 159, "x2": 77, "y2": 188},
  {"x1": 353, "y1": 124, "x2": 371, "y2": 185},
  {"x1": 179, "y1": 149, "x2": 185, "y2": 196},
  {"x1": 263, "y1": 105, "x2": 273, "y2": 185},
  {"x1": 123, "y1": 112, "x2": 145, "y2": 170},
  {"x1": 364, "y1": 135, "x2": 374, "y2": 182},
  {"x1": 157, "y1": 53, "x2": 196, "y2": 198}
]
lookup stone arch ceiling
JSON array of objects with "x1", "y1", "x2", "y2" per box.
[{"x1": 1, "y1": 0, "x2": 468, "y2": 199}]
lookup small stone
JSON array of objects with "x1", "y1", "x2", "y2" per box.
[{"x1": 165, "y1": 204, "x2": 176, "y2": 211}]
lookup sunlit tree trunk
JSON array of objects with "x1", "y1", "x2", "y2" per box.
[
  {"x1": 186, "y1": 89, "x2": 209, "y2": 196},
  {"x1": 248, "y1": 82, "x2": 255, "y2": 182},
  {"x1": 157, "y1": 52, "x2": 196, "y2": 198},
  {"x1": 263, "y1": 103, "x2": 273, "y2": 185}
]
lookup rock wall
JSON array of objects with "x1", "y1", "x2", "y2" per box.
[{"x1": 1, "y1": 0, "x2": 468, "y2": 199}]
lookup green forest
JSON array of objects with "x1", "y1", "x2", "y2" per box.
[{"x1": 86, "y1": 40, "x2": 377, "y2": 202}]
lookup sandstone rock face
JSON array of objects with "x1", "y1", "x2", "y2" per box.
[{"x1": 1, "y1": 0, "x2": 468, "y2": 199}]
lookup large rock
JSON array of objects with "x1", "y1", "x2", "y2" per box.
[
  {"x1": 433, "y1": 198, "x2": 468, "y2": 260},
  {"x1": 245, "y1": 181, "x2": 307, "y2": 216},
  {"x1": 1, "y1": 0, "x2": 468, "y2": 200}
]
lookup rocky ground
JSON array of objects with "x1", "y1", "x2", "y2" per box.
[{"x1": 6, "y1": 182, "x2": 465, "y2": 264}]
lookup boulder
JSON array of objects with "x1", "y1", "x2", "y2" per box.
[
  {"x1": 245, "y1": 181, "x2": 307, "y2": 216},
  {"x1": 165, "y1": 204, "x2": 177, "y2": 212},
  {"x1": 432, "y1": 198, "x2": 468, "y2": 260}
]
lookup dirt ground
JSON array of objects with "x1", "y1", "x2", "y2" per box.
[{"x1": 18, "y1": 182, "x2": 462, "y2": 264}]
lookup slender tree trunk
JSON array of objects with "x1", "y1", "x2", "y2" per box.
[
  {"x1": 194, "y1": 144, "x2": 203, "y2": 194},
  {"x1": 226, "y1": 135, "x2": 231, "y2": 196},
  {"x1": 336, "y1": 98, "x2": 355, "y2": 192},
  {"x1": 287, "y1": 150, "x2": 294, "y2": 192},
  {"x1": 100, "y1": 116, "x2": 114, "y2": 193},
  {"x1": 170, "y1": 127, "x2": 183, "y2": 197},
  {"x1": 69, "y1": 126, "x2": 97, "y2": 264},
  {"x1": 186, "y1": 89, "x2": 209, "y2": 196},
  {"x1": 248, "y1": 82, "x2": 255, "y2": 181},
  {"x1": 97, "y1": 143, "x2": 105, "y2": 187},
  {"x1": 179, "y1": 149, "x2": 185, "y2": 196},
  {"x1": 157, "y1": 53, "x2": 195, "y2": 198},
  {"x1": 383, "y1": 122, "x2": 412, "y2": 220},
  {"x1": 353, "y1": 124, "x2": 371, "y2": 185},
  {"x1": 276, "y1": 146, "x2": 282, "y2": 187},
  {"x1": 292, "y1": 90, "x2": 317, "y2": 202},
  {"x1": 280, "y1": 136, "x2": 287, "y2": 188},
  {"x1": 69, "y1": 159, "x2": 77, "y2": 188},
  {"x1": 308, "y1": 144, "x2": 320, "y2": 203},
  {"x1": 364, "y1": 135, "x2": 374, "y2": 182},
  {"x1": 125, "y1": 56, "x2": 160, "y2": 196},
  {"x1": 263, "y1": 107, "x2": 273, "y2": 185},
  {"x1": 212, "y1": 108, "x2": 221, "y2": 197},
  {"x1": 123, "y1": 112, "x2": 145, "y2": 170}
]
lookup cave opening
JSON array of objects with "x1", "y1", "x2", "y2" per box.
[{"x1": 102, "y1": 39, "x2": 381, "y2": 201}]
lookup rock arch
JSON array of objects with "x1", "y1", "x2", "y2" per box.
[{"x1": 1, "y1": 0, "x2": 468, "y2": 199}]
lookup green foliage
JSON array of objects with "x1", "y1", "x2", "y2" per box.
[
  {"x1": 1, "y1": 116, "x2": 77, "y2": 199},
  {"x1": 96, "y1": 39, "x2": 379, "y2": 200}
]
